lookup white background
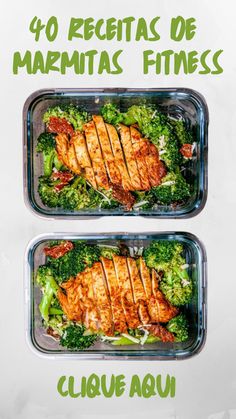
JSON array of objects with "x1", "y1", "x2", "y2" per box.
[{"x1": 1, "y1": 0, "x2": 236, "y2": 418}]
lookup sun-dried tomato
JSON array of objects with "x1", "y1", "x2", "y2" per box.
[
  {"x1": 47, "y1": 117, "x2": 74, "y2": 136},
  {"x1": 44, "y1": 241, "x2": 74, "y2": 259},
  {"x1": 180, "y1": 144, "x2": 193, "y2": 158}
]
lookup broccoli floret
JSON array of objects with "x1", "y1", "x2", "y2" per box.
[
  {"x1": 157, "y1": 135, "x2": 183, "y2": 171},
  {"x1": 43, "y1": 104, "x2": 90, "y2": 131},
  {"x1": 60, "y1": 324, "x2": 97, "y2": 350},
  {"x1": 36, "y1": 133, "x2": 56, "y2": 176},
  {"x1": 99, "y1": 246, "x2": 120, "y2": 259},
  {"x1": 143, "y1": 240, "x2": 184, "y2": 272},
  {"x1": 166, "y1": 313, "x2": 189, "y2": 342},
  {"x1": 58, "y1": 186, "x2": 80, "y2": 210},
  {"x1": 160, "y1": 268, "x2": 193, "y2": 306},
  {"x1": 124, "y1": 105, "x2": 171, "y2": 137},
  {"x1": 36, "y1": 265, "x2": 59, "y2": 321},
  {"x1": 170, "y1": 119, "x2": 194, "y2": 145},
  {"x1": 100, "y1": 103, "x2": 124, "y2": 125},
  {"x1": 47, "y1": 241, "x2": 101, "y2": 282},
  {"x1": 38, "y1": 176, "x2": 60, "y2": 207},
  {"x1": 132, "y1": 190, "x2": 156, "y2": 210},
  {"x1": 74, "y1": 241, "x2": 101, "y2": 267},
  {"x1": 152, "y1": 172, "x2": 191, "y2": 205}
]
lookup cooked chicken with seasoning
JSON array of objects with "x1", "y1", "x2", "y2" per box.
[
  {"x1": 57, "y1": 255, "x2": 178, "y2": 341},
  {"x1": 38, "y1": 103, "x2": 193, "y2": 212},
  {"x1": 53, "y1": 116, "x2": 166, "y2": 208},
  {"x1": 37, "y1": 239, "x2": 192, "y2": 349}
]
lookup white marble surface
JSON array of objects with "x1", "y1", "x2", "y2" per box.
[{"x1": 0, "y1": 0, "x2": 235, "y2": 417}]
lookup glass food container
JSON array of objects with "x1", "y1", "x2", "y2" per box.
[
  {"x1": 23, "y1": 88, "x2": 208, "y2": 218},
  {"x1": 25, "y1": 232, "x2": 207, "y2": 360}
]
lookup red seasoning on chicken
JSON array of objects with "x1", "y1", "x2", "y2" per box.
[
  {"x1": 53, "y1": 116, "x2": 167, "y2": 209},
  {"x1": 57, "y1": 255, "x2": 178, "y2": 342}
]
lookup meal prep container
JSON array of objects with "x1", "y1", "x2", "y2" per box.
[
  {"x1": 25, "y1": 232, "x2": 207, "y2": 360},
  {"x1": 23, "y1": 88, "x2": 208, "y2": 219}
]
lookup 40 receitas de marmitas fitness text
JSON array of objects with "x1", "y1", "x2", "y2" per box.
[{"x1": 12, "y1": 16, "x2": 223, "y2": 75}]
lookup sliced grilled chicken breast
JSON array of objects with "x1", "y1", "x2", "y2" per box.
[
  {"x1": 93, "y1": 115, "x2": 122, "y2": 186},
  {"x1": 119, "y1": 124, "x2": 142, "y2": 190},
  {"x1": 91, "y1": 262, "x2": 113, "y2": 335},
  {"x1": 139, "y1": 257, "x2": 152, "y2": 299},
  {"x1": 146, "y1": 142, "x2": 166, "y2": 187},
  {"x1": 58, "y1": 276, "x2": 82, "y2": 322},
  {"x1": 101, "y1": 257, "x2": 127, "y2": 333},
  {"x1": 106, "y1": 123, "x2": 133, "y2": 191},
  {"x1": 83, "y1": 121, "x2": 109, "y2": 190},
  {"x1": 67, "y1": 140, "x2": 81, "y2": 175},
  {"x1": 130, "y1": 126, "x2": 150, "y2": 190},
  {"x1": 58, "y1": 255, "x2": 178, "y2": 338},
  {"x1": 126, "y1": 257, "x2": 146, "y2": 303},
  {"x1": 73, "y1": 132, "x2": 97, "y2": 189},
  {"x1": 148, "y1": 270, "x2": 179, "y2": 322},
  {"x1": 113, "y1": 255, "x2": 140, "y2": 329},
  {"x1": 55, "y1": 133, "x2": 70, "y2": 167},
  {"x1": 81, "y1": 269, "x2": 100, "y2": 331}
]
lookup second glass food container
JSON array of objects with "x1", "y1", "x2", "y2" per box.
[{"x1": 25, "y1": 232, "x2": 207, "y2": 360}]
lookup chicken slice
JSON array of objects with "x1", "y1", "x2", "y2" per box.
[
  {"x1": 58, "y1": 276, "x2": 82, "y2": 322},
  {"x1": 119, "y1": 124, "x2": 142, "y2": 190},
  {"x1": 93, "y1": 116, "x2": 122, "y2": 186},
  {"x1": 67, "y1": 138, "x2": 81, "y2": 175},
  {"x1": 126, "y1": 257, "x2": 146, "y2": 303},
  {"x1": 145, "y1": 142, "x2": 167, "y2": 187},
  {"x1": 90, "y1": 262, "x2": 113, "y2": 335},
  {"x1": 138, "y1": 300, "x2": 151, "y2": 325},
  {"x1": 130, "y1": 127, "x2": 150, "y2": 190},
  {"x1": 81, "y1": 269, "x2": 100, "y2": 332},
  {"x1": 127, "y1": 257, "x2": 150, "y2": 324},
  {"x1": 100, "y1": 257, "x2": 127, "y2": 333},
  {"x1": 83, "y1": 121, "x2": 109, "y2": 190},
  {"x1": 145, "y1": 324, "x2": 175, "y2": 342},
  {"x1": 113, "y1": 255, "x2": 140, "y2": 329},
  {"x1": 106, "y1": 123, "x2": 133, "y2": 191},
  {"x1": 148, "y1": 270, "x2": 179, "y2": 323},
  {"x1": 55, "y1": 133, "x2": 70, "y2": 167},
  {"x1": 73, "y1": 132, "x2": 97, "y2": 189},
  {"x1": 139, "y1": 257, "x2": 152, "y2": 299}
]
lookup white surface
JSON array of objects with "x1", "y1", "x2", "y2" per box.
[{"x1": 0, "y1": 0, "x2": 235, "y2": 418}]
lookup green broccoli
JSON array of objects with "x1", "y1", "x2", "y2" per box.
[
  {"x1": 152, "y1": 172, "x2": 191, "y2": 205},
  {"x1": 100, "y1": 103, "x2": 124, "y2": 125},
  {"x1": 160, "y1": 268, "x2": 193, "y2": 306},
  {"x1": 170, "y1": 119, "x2": 194, "y2": 145},
  {"x1": 143, "y1": 240, "x2": 184, "y2": 272},
  {"x1": 57, "y1": 177, "x2": 119, "y2": 211},
  {"x1": 124, "y1": 105, "x2": 171, "y2": 137},
  {"x1": 36, "y1": 265, "x2": 59, "y2": 321},
  {"x1": 132, "y1": 190, "x2": 156, "y2": 210},
  {"x1": 47, "y1": 241, "x2": 101, "y2": 282},
  {"x1": 73, "y1": 241, "x2": 101, "y2": 267},
  {"x1": 166, "y1": 313, "x2": 189, "y2": 342},
  {"x1": 156, "y1": 135, "x2": 183, "y2": 171},
  {"x1": 38, "y1": 176, "x2": 60, "y2": 208},
  {"x1": 99, "y1": 246, "x2": 120, "y2": 259},
  {"x1": 43, "y1": 104, "x2": 90, "y2": 131},
  {"x1": 36, "y1": 133, "x2": 56, "y2": 176},
  {"x1": 60, "y1": 324, "x2": 97, "y2": 350}
]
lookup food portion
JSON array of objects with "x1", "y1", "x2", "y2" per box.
[
  {"x1": 36, "y1": 102, "x2": 195, "y2": 211},
  {"x1": 36, "y1": 240, "x2": 193, "y2": 350}
]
